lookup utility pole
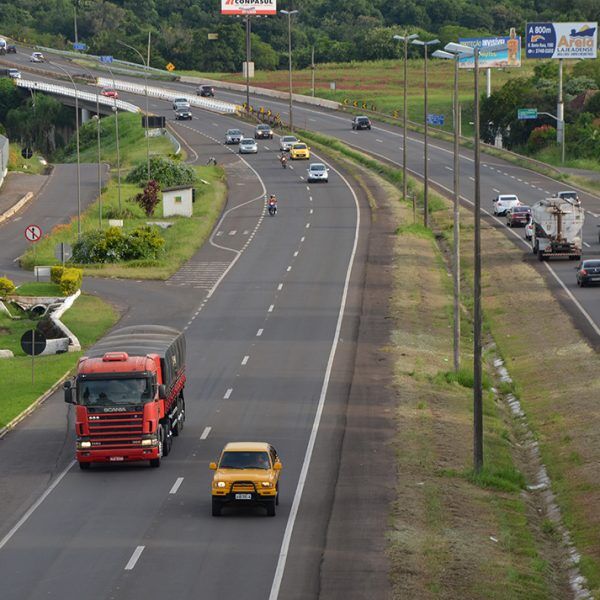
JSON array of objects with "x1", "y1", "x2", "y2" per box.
[
  {"x1": 557, "y1": 58, "x2": 565, "y2": 164},
  {"x1": 245, "y1": 15, "x2": 251, "y2": 111},
  {"x1": 311, "y1": 45, "x2": 315, "y2": 97},
  {"x1": 280, "y1": 9, "x2": 299, "y2": 131}
]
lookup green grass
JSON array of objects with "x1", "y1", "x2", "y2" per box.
[
  {"x1": 0, "y1": 293, "x2": 118, "y2": 427},
  {"x1": 7, "y1": 143, "x2": 48, "y2": 174},
  {"x1": 15, "y1": 282, "x2": 62, "y2": 297},
  {"x1": 20, "y1": 165, "x2": 227, "y2": 279}
]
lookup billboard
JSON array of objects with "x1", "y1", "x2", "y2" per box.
[
  {"x1": 458, "y1": 32, "x2": 521, "y2": 68},
  {"x1": 221, "y1": 0, "x2": 277, "y2": 15},
  {"x1": 526, "y1": 23, "x2": 598, "y2": 59}
]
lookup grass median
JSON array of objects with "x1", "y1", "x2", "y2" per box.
[{"x1": 0, "y1": 293, "x2": 118, "y2": 428}]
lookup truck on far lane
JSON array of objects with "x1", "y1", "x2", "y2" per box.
[{"x1": 64, "y1": 325, "x2": 186, "y2": 469}]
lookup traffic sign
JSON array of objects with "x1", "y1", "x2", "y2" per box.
[
  {"x1": 54, "y1": 242, "x2": 72, "y2": 264},
  {"x1": 21, "y1": 330, "x2": 47, "y2": 356},
  {"x1": 21, "y1": 147, "x2": 33, "y2": 159},
  {"x1": 24, "y1": 224, "x2": 42, "y2": 243},
  {"x1": 166, "y1": 62, "x2": 176, "y2": 72},
  {"x1": 518, "y1": 108, "x2": 538, "y2": 120},
  {"x1": 427, "y1": 114, "x2": 445, "y2": 126},
  {"x1": 73, "y1": 42, "x2": 87, "y2": 51},
  {"x1": 99, "y1": 55, "x2": 113, "y2": 63}
]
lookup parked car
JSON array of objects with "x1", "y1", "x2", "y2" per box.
[
  {"x1": 576, "y1": 259, "x2": 600, "y2": 287},
  {"x1": 6, "y1": 45, "x2": 16, "y2": 54},
  {"x1": 30, "y1": 52, "x2": 44, "y2": 63},
  {"x1": 100, "y1": 88, "x2": 118, "y2": 99},
  {"x1": 555, "y1": 190, "x2": 580, "y2": 205},
  {"x1": 351, "y1": 116, "x2": 371, "y2": 130},
  {"x1": 255, "y1": 124, "x2": 273, "y2": 139},
  {"x1": 493, "y1": 194, "x2": 520, "y2": 216},
  {"x1": 225, "y1": 128, "x2": 243, "y2": 144},
  {"x1": 172, "y1": 97, "x2": 190, "y2": 110},
  {"x1": 307, "y1": 163, "x2": 329, "y2": 183},
  {"x1": 506, "y1": 205, "x2": 531, "y2": 227},
  {"x1": 209, "y1": 442, "x2": 282, "y2": 517},
  {"x1": 239, "y1": 138, "x2": 258, "y2": 154},
  {"x1": 7, "y1": 68, "x2": 21, "y2": 79},
  {"x1": 290, "y1": 142, "x2": 310, "y2": 160},
  {"x1": 197, "y1": 85, "x2": 215, "y2": 97},
  {"x1": 525, "y1": 217, "x2": 533, "y2": 241},
  {"x1": 279, "y1": 135, "x2": 298, "y2": 151},
  {"x1": 175, "y1": 107, "x2": 192, "y2": 120}
]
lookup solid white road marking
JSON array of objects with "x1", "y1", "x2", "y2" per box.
[
  {"x1": 224, "y1": 388, "x2": 233, "y2": 399},
  {"x1": 169, "y1": 477, "x2": 184, "y2": 494},
  {"x1": 268, "y1": 304, "x2": 274, "y2": 312},
  {"x1": 125, "y1": 546, "x2": 145, "y2": 570},
  {"x1": 241, "y1": 355, "x2": 249, "y2": 366},
  {"x1": 200, "y1": 427, "x2": 212, "y2": 440},
  {"x1": 256, "y1": 328, "x2": 264, "y2": 337}
]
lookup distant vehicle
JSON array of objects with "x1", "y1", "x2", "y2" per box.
[
  {"x1": 239, "y1": 138, "x2": 258, "y2": 154},
  {"x1": 555, "y1": 190, "x2": 580, "y2": 205},
  {"x1": 307, "y1": 163, "x2": 329, "y2": 183},
  {"x1": 506, "y1": 205, "x2": 531, "y2": 227},
  {"x1": 30, "y1": 52, "x2": 45, "y2": 63},
  {"x1": 100, "y1": 88, "x2": 118, "y2": 99},
  {"x1": 6, "y1": 68, "x2": 21, "y2": 79},
  {"x1": 254, "y1": 124, "x2": 273, "y2": 139},
  {"x1": 492, "y1": 194, "x2": 520, "y2": 216},
  {"x1": 290, "y1": 142, "x2": 310, "y2": 160},
  {"x1": 172, "y1": 97, "x2": 190, "y2": 110},
  {"x1": 576, "y1": 259, "x2": 600, "y2": 287},
  {"x1": 209, "y1": 441, "x2": 282, "y2": 517},
  {"x1": 279, "y1": 135, "x2": 298, "y2": 151},
  {"x1": 197, "y1": 85, "x2": 215, "y2": 97},
  {"x1": 0, "y1": 38, "x2": 5, "y2": 55},
  {"x1": 351, "y1": 115, "x2": 371, "y2": 130},
  {"x1": 6, "y1": 44, "x2": 16, "y2": 54},
  {"x1": 525, "y1": 217, "x2": 533, "y2": 241},
  {"x1": 175, "y1": 107, "x2": 192, "y2": 120},
  {"x1": 531, "y1": 197, "x2": 584, "y2": 261},
  {"x1": 225, "y1": 128, "x2": 242, "y2": 144}
]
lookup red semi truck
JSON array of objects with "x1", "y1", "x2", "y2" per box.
[{"x1": 64, "y1": 325, "x2": 186, "y2": 469}]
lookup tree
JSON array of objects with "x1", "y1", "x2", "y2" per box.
[{"x1": 135, "y1": 180, "x2": 160, "y2": 217}]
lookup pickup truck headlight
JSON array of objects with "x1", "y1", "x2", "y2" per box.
[
  {"x1": 261, "y1": 482, "x2": 272, "y2": 488},
  {"x1": 77, "y1": 440, "x2": 91, "y2": 449},
  {"x1": 216, "y1": 481, "x2": 226, "y2": 488},
  {"x1": 141, "y1": 435, "x2": 159, "y2": 447}
]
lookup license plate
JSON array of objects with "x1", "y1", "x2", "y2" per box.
[
  {"x1": 110, "y1": 456, "x2": 124, "y2": 462},
  {"x1": 591, "y1": 277, "x2": 600, "y2": 281},
  {"x1": 235, "y1": 493, "x2": 252, "y2": 500}
]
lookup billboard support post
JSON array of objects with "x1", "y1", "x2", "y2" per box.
[
  {"x1": 245, "y1": 15, "x2": 251, "y2": 112},
  {"x1": 557, "y1": 58, "x2": 565, "y2": 163},
  {"x1": 486, "y1": 68, "x2": 491, "y2": 98}
]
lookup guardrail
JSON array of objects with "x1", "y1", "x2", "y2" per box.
[
  {"x1": 15, "y1": 79, "x2": 140, "y2": 113},
  {"x1": 0, "y1": 134, "x2": 8, "y2": 189},
  {"x1": 97, "y1": 77, "x2": 240, "y2": 115}
]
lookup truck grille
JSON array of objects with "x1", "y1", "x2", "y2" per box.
[
  {"x1": 88, "y1": 411, "x2": 144, "y2": 449},
  {"x1": 231, "y1": 482, "x2": 257, "y2": 493}
]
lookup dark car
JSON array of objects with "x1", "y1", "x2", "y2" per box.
[
  {"x1": 6, "y1": 45, "x2": 16, "y2": 54},
  {"x1": 197, "y1": 85, "x2": 215, "y2": 97},
  {"x1": 506, "y1": 205, "x2": 531, "y2": 227},
  {"x1": 576, "y1": 260, "x2": 600, "y2": 287},
  {"x1": 254, "y1": 124, "x2": 273, "y2": 139},
  {"x1": 175, "y1": 107, "x2": 192, "y2": 120},
  {"x1": 352, "y1": 116, "x2": 371, "y2": 130}
]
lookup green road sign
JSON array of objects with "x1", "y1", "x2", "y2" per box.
[{"x1": 517, "y1": 108, "x2": 538, "y2": 120}]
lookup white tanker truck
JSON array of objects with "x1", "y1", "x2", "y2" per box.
[{"x1": 530, "y1": 196, "x2": 584, "y2": 261}]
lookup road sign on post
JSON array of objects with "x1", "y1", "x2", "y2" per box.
[
  {"x1": 517, "y1": 108, "x2": 538, "y2": 120},
  {"x1": 99, "y1": 55, "x2": 113, "y2": 64},
  {"x1": 427, "y1": 114, "x2": 445, "y2": 126},
  {"x1": 24, "y1": 224, "x2": 42, "y2": 243},
  {"x1": 73, "y1": 42, "x2": 87, "y2": 51},
  {"x1": 21, "y1": 147, "x2": 33, "y2": 159},
  {"x1": 54, "y1": 242, "x2": 72, "y2": 265},
  {"x1": 21, "y1": 329, "x2": 47, "y2": 384},
  {"x1": 166, "y1": 62, "x2": 176, "y2": 72}
]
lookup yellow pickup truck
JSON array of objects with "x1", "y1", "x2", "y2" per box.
[{"x1": 210, "y1": 442, "x2": 282, "y2": 517}]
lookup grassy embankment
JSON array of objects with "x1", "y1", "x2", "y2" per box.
[
  {"x1": 7, "y1": 143, "x2": 48, "y2": 174},
  {"x1": 303, "y1": 131, "x2": 597, "y2": 596},
  {"x1": 0, "y1": 289, "x2": 118, "y2": 428},
  {"x1": 21, "y1": 113, "x2": 227, "y2": 279}
]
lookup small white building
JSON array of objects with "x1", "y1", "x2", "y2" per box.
[{"x1": 162, "y1": 185, "x2": 194, "y2": 218}]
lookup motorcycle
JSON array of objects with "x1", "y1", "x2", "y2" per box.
[
  {"x1": 268, "y1": 201, "x2": 277, "y2": 216},
  {"x1": 280, "y1": 155, "x2": 288, "y2": 169}
]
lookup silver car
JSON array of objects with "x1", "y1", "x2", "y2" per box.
[
  {"x1": 172, "y1": 97, "x2": 190, "y2": 110},
  {"x1": 279, "y1": 135, "x2": 299, "y2": 151},
  {"x1": 307, "y1": 163, "x2": 329, "y2": 183},
  {"x1": 30, "y1": 52, "x2": 44, "y2": 63},
  {"x1": 239, "y1": 138, "x2": 258, "y2": 154},
  {"x1": 225, "y1": 128, "x2": 242, "y2": 144},
  {"x1": 7, "y1": 68, "x2": 21, "y2": 79}
]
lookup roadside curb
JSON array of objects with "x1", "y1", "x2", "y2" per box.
[
  {"x1": 0, "y1": 192, "x2": 33, "y2": 225},
  {"x1": 0, "y1": 369, "x2": 71, "y2": 440}
]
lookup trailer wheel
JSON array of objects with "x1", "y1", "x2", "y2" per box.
[
  {"x1": 79, "y1": 462, "x2": 91, "y2": 470},
  {"x1": 173, "y1": 398, "x2": 185, "y2": 436}
]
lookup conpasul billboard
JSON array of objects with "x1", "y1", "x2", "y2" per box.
[
  {"x1": 458, "y1": 30, "x2": 521, "y2": 68},
  {"x1": 221, "y1": 0, "x2": 277, "y2": 15},
  {"x1": 526, "y1": 22, "x2": 598, "y2": 59}
]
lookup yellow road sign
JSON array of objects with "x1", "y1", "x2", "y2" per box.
[{"x1": 166, "y1": 62, "x2": 176, "y2": 72}]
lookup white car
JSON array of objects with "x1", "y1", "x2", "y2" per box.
[
  {"x1": 30, "y1": 52, "x2": 44, "y2": 63},
  {"x1": 279, "y1": 135, "x2": 299, "y2": 152},
  {"x1": 7, "y1": 68, "x2": 21, "y2": 79},
  {"x1": 307, "y1": 163, "x2": 329, "y2": 183},
  {"x1": 239, "y1": 138, "x2": 258, "y2": 154},
  {"x1": 525, "y1": 218, "x2": 533, "y2": 241},
  {"x1": 493, "y1": 194, "x2": 520, "y2": 216},
  {"x1": 172, "y1": 97, "x2": 190, "y2": 110}
]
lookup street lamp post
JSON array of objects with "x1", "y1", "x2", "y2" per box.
[
  {"x1": 280, "y1": 9, "x2": 299, "y2": 132},
  {"x1": 104, "y1": 63, "x2": 122, "y2": 211},
  {"x1": 412, "y1": 38, "x2": 439, "y2": 227},
  {"x1": 49, "y1": 59, "x2": 82, "y2": 238},
  {"x1": 117, "y1": 39, "x2": 150, "y2": 182},
  {"x1": 245, "y1": 15, "x2": 251, "y2": 112},
  {"x1": 393, "y1": 33, "x2": 419, "y2": 205}
]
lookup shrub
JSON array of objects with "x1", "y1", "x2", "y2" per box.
[
  {"x1": 126, "y1": 156, "x2": 195, "y2": 188},
  {"x1": 527, "y1": 125, "x2": 556, "y2": 153},
  {"x1": 0, "y1": 276, "x2": 16, "y2": 297},
  {"x1": 59, "y1": 267, "x2": 83, "y2": 296},
  {"x1": 135, "y1": 179, "x2": 161, "y2": 216},
  {"x1": 104, "y1": 204, "x2": 142, "y2": 219},
  {"x1": 584, "y1": 92, "x2": 600, "y2": 116},
  {"x1": 50, "y1": 266, "x2": 65, "y2": 284}
]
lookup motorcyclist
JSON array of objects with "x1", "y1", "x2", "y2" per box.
[
  {"x1": 268, "y1": 194, "x2": 278, "y2": 214},
  {"x1": 279, "y1": 153, "x2": 287, "y2": 167}
]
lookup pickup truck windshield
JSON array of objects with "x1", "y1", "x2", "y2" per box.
[
  {"x1": 78, "y1": 378, "x2": 152, "y2": 406},
  {"x1": 219, "y1": 451, "x2": 271, "y2": 470}
]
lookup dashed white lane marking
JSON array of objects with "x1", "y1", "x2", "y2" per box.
[
  {"x1": 241, "y1": 355, "x2": 249, "y2": 366},
  {"x1": 309, "y1": 118, "x2": 317, "y2": 122},
  {"x1": 287, "y1": 266, "x2": 292, "y2": 272},
  {"x1": 243, "y1": 230, "x2": 249, "y2": 235},
  {"x1": 277, "y1": 283, "x2": 283, "y2": 291},
  {"x1": 289, "y1": 165, "x2": 294, "y2": 170},
  {"x1": 587, "y1": 211, "x2": 600, "y2": 218},
  {"x1": 306, "y1": 186, "x2": 310, "y2": 191},
  {"x1": 300, "y1": 236, "x2": 305, "y2": 242},
  {"x1": 216, "y1": 231, "x2": 223, "y2": 237},
  {"x1": 584, "y1": 242, "x2": 591, "y2": 248},
  {"x1": 257, "y1": 328, "x2": 264, "y2": 337},
  {"x1": 13, "y1": 216, "x2": 22, "y2": 221},
  {"x1": 376, "y1": 138, "x2": 383, "y2": 143},
  {"x1": 200, "y1": 426, "x2": 212, "y2": 440},
  {"x1": 309, "y1": 208, "x2": 314, "y2": 214},
  {"x1": 309, "y1": 196, "x2": 312, "y2": 202},
  {"x1": 224, "y1": 388, "x2": 233, "y2": 400},
  {"x1": 305, "y1": 223, "x2": 310, "y2": 229},
  {"x1": 300, "y1": 176, "x2": 304, "y2": 180},
  {"x1": 469, "y1": 176, "x2": 475, "y2": 182},
  {"x1": 493, "y1": 188, "x2": 500, "y2": 193},
  {"x1": 517, "y1": 178, "x2": 523, "y2": 182},
  {"x1": 445, "y1": 166, "x2": 453, "y2": 171},
  {"x1": 265, "y1": 146, "x2": 270, "y2": 151},
  {"x1": 268, "y1": 304, "x2": 274, "y2": 312},
  {"x1": 169, "y1": 477, "x2": 184, "y2": 494},
  {"x1": 350, "y1": 131, "x2": 358, "y2": 135},
  {"x1": 125, "y1": 546, "x2": 145, "y2": 570},
  {"x1": 212, "y1": 123, "x2": 219, "y2": 127},
  {"x1": 228, "y1": 230, "x2": 237, "y2": 236},
  {"x1": 293, "y1": 251, "x2": 299, "y2": 257}
]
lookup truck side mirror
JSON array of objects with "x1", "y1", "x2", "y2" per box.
[
  {"x1": 274, "y1": 461, "x2": 282, "y2": 471},
  {"x1": 209, "y1": 462, "x2": 217, "y2": 470},
  {"x1": 158, "y1": 384, "x2": 167, "y2": 400},
  {"x1": 63, "y1": 380, "x2": 75, "y2": 404}
]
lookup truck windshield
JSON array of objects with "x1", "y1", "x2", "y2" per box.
[
  {"x1": 78, "y1": 378, "x2": 152, "y2": 406},
  {"x1": 219, "y1": 451, "x2": 271, "y2": 470}
]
